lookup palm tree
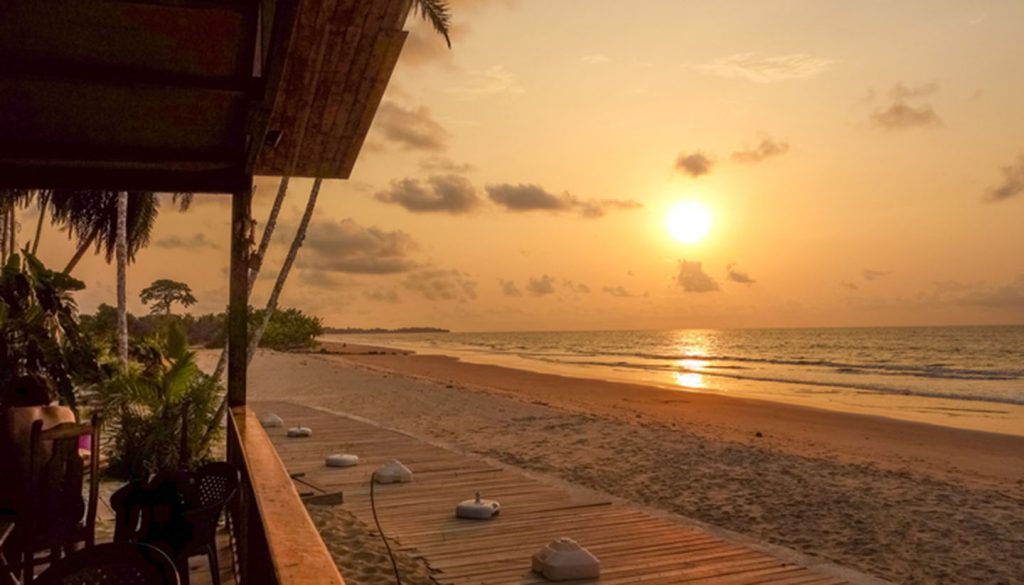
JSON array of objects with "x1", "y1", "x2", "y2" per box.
[
  {"x1": 49, "y1": 191, "x2": 192, "y2": 366},
  {"x1": 211, "y1": 177, "x2": 290, "y2": 383},
  {"x1": 412, "y1": 0, "x2": 452, "y2": 47},
  {"x1": 0, "y1": 190, "x2": 33, "y2": 263}
]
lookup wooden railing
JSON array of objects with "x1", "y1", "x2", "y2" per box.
[{"x1": 226, "y1": 407, "x2": 344, "y2": 585}]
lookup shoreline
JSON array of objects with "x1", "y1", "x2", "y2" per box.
[
  {"x1": 319, "y1": 341, "x2": 1024, "y2": 487},
  {"x1": 241, "y1": 346, "x2": 1024, "y2": 583},
  {"x1": 319, "y1": 335, "x2": 1024, "y2": 438}
]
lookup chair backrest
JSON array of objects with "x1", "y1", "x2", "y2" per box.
[
  {"x1": 33, "y1": 542, "x2": 180, "y2": 585},
  {"x1": 181, "y1": 462, "x2": 240, "y2": 551},
  {"x1": 27, "y1": 414, "x2": 101, "y2": 548}
]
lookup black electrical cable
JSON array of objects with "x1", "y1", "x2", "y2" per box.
[{"x1": 370, "y1": 472, "x2": 402, "y2": 585}]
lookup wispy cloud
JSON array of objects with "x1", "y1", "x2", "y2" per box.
[
  {"x1": 698, "y1": 53, "x2": 838, "y2": 83},
  {"x1": 364, "y1": 288, "x2": 400, "y2": 303},
  {"x1": 731, "y1": 138, "x2": 789, "y2": 164},
  {"x1": 985, "y1": 155, "x2": 1024, "y2": 202},
  {"x1": 675, "y1": 152, "x2": 713, "y2": 178},
  {"x1": 871, "y1": 102, "x2": 941, "y2": 130},
  {"x1": 445, "y1": 65, "x2": 524, "y2": 99},
  {"x1": 403, "y1": 269, "x2": 478, "y2": 302},
  {"x1": 419, "y1": 156, "x2": 476, "y2": 173},
  {"x1": 582, "y1": 54, "x2": 611, "y2": 64},
  {"x1": 153, "y1": 233, "x2": 220, "y2": 250},
  {"x1": 485, "y1": 184, "x2": 641, "y2": 218},
  {"x1": 862, "y1": 269, "x2": 889, "y2": 281}
]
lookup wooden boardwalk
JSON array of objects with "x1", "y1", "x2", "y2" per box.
[{"x1": 255, "y1": 401, "x2": 856, "y2": 585}]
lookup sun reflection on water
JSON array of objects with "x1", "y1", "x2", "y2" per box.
[{"x1": 673, "y1": 358, "x2": 709, "y2": 389}]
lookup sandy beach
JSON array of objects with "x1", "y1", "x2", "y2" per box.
[{"x1": 242, "y1": 344, "x2": 1024, "y2": 584}]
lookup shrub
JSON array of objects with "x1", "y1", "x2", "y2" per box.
[
  {"x1": 251, "y1": 307, "x2": 323, "y2": 350},
  {"x1": 101, "y1": 325, "x2": 221, "y2": 479},
  {"x1": 0, "y1": 252, "x2": 102, "y2": 408}
]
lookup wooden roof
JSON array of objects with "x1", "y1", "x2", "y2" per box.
[{"x1": 0, "y1": 0, "x2": 410, "y2": 193}]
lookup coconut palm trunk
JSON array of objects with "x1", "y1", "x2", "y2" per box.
[
  {"x1": 203, "y1": 178, "x2": 320, "y2": 444},
  {"x1": 247, "y1": 178, "x2": 321, "y2": 365},
  {"x1": 116, "y1": 191, "x2": 129, "y2": 366},
  {"x1": 62, "y1": 227, "x2": 99, "y2": 275},
  {"x1": 31, "y1": 191, "x2": 49, "y2": 255},
  {"x1": 210, "y1": 177, "x2": 290, "y2": 383}
]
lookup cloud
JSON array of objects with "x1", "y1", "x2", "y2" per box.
[
  {"x1": 871, "y1": 102, "x2": 941, "y2": 130},
  {"x1": 841, "y1": 281, "x2": 860, "y2": 291},
  {"x1": 374, "y1": 102, "x2": 448, "y2": 151},
  {"x1": 985, "y1": 155, "x2": 1024, "y2": 202},
  {"x1": 445, "y1": 65, "x2": 524, "y2": 99},
  {"x1": 498, "y1": 279, "x2": 522, "y2": 297},
  {"x1": 563, "y1": 280, "x2": 591, "y2": 294},
  {"x1": 419, "y1": 156, "x2": 475, "y2": 173},
  {"x1": 676, "y1": 260, "x2": 720, "y2": 293},
  {"x1": 484, "y1": 184, "x2": 641, "y2": 218},
  {"x1": 402, "y1": 269, "x2": 477, "y2": 302},
  {"x1": 364, "y1": 288, "x2": 400, "y2": 304},
  {"x1": 870, "y1": 83, "x2": 941, "y2": 130},
  {"x1": 294, "y1": 218, "x2": 418, "y2": 274},
  {"x1": 889, "y1": 82, "x2": 939, "y2": 100},
  {"x1": 675, "y1": 152, "x2": 713, "y2": 177},
  {"x1": 726, "y1": 264, "x2": 756, "y2": 284},
  {"x1": 862, "y1": 269, "x2": 889, "y2": 281},
  {"x1": 948, "y1": 275, "x2": 1024, "y2": 309},
  {"x1": 153, "y1": 233, "x2": 220, "y2": 250},
  {"x1": 375, "y1": 175, "x2": 481, "y2": 214},
  {"x1": 526, "y1": 274, "x2": 556, "y2": 296},
  {"x1": 698, "y1": 53, "x2": 838, "y2": 83},
  {"x1": 731, "y1": 138, "x2": 790, "y2": 164},
  {"x1": 602, "y1": 286, "x2": 635, "y2": 298},
  {"x1": 582, "y1": 54, "x2": 611, "y2": 64}
]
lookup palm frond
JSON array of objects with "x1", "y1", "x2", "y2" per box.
[{"x1": 412, "y1": 0, "x2": 452, "y2": 48}]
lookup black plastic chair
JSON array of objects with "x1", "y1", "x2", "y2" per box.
[
  {"x1": 175, "y1": 462, "x2": 240, "y2": 585},
  {"x1": 111, "y1": 462, "x2": 239, "y2": 585},
  {"x1": 33, "y1": 542, "x2": 179, "y2": 585}
]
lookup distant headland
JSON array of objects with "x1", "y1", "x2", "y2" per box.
[{"x1": 323, "y1": 327, "x2": 450, "y2": 335}]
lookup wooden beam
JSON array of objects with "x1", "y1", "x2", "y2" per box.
[
  {"x1": 0, "y1": 60, "x2": 255, "y2": 93},
  {"x1": 0, "y1": 165, "x2": 248, "y2": 193},
  {"x1": 245, "y1": 0, "x2": 301, "y2": 172},
  {"x1": 228, "y1": 181, "x2": 252, "y2": 407}
]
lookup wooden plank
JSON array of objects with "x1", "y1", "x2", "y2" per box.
[{"x1": 254, "y1": 401, "x2": 856, "y2": 585}]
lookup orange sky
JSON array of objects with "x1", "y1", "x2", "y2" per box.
[{"x1": 31, "y1": 0, "x2": 1024, "y2": 331}]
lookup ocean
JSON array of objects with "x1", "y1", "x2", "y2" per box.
[{"x1": 322, "y1": 326, "x2": 1024, "y2": 430}]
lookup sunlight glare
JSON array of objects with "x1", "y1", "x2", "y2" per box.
[{"x1": 667, "y1": 201, "x2": 713, "y2": 244}]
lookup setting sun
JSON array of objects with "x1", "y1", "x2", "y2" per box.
[{"x1": 667, "y1": 201, "x2": 713, "y2": 244}]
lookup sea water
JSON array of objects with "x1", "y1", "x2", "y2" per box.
[{"x1": 322, "y1": 326, "x2": 1024, "y2": 431}]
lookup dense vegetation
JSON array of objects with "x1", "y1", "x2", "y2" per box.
[{"x1": 81, "y1": 304, "x2": 322, "y2": 351}]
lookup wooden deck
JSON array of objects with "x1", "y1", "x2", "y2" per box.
[{"x1": 254, "y1": 400, "x2": 860, "y2": 585}]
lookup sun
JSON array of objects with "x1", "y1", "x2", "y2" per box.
[{"x1": 667, "y1": 201, "x2": 713, "y2": 244}]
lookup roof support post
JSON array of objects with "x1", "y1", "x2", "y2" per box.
[{"x1": 228, "y1": 179, "x2": 253, "y2": 407}]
